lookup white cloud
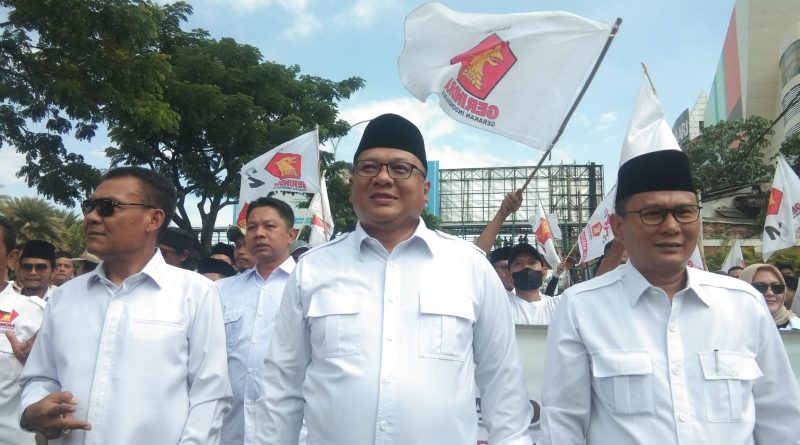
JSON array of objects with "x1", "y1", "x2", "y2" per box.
[
  {"x1": 332, "y1": 0, "x2": 399, "y2": 28},
  {"x1": 282, "y1": 13, "x2": 322, "y2": 40},
  {"x1": 599, "y1": 112, "x2": 618, "y2": 124}
]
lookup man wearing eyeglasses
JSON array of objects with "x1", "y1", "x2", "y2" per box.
[
  {"x1": 256, "y1": 113, "x2": 532, "y2": 445},
  {"x1": 17, "y1": 166, "x2": 232, "y2": 444},
  {"x1": 540, "y1": 149, "x2": 800, "y2": 444},
  {"x1": 17, "y1": 241, "x2": 56, "y2": 300}
]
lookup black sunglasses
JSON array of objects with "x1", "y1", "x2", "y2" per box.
[
  {"x1": 751, "y1": 282, "x2": 786, "y2": 295},
  {"x1": 20, "y1": 263, "x2": 50, "y2": 272},
  {"x1": 82, "y1": 198, "x2": 155, "y2": 217}
]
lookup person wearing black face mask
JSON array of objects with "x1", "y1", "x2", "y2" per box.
[{"x1": 506, "y1": 243, "x2": 563, "y2": 325}]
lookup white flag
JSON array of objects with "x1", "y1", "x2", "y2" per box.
[
  {"x1": 530, "y1": 202, "x2": 561, "y2": 269},
  {"x1": 578, "y1": 185, "x2": 616, "y2": 264},
  {"x1": 237, "y1": 130, "x2": 320, "y2": 227},
  {"x1": 399, "y1": 3, "x2": 615, "y2": 150},
  {"x1": 309, "y1": 174, "x2": 334, "y2": 246},
  {"x1": 687, "y1": 245, "x2": 705, "y2": 270},
  {"x1": 762, "y1": 155, "x2": 800, "y2": 260},
  {"x1": 721, "y1": 238, "x2": 746, "y2": 272},
  {"x1": 619, "y1": 76, "x2": 682, "y2": 166}
]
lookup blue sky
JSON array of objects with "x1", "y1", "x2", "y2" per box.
[{"x1": 0, "y1": 0, "x2": 735, "y2": 224}]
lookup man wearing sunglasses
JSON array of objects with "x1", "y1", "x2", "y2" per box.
[
  {"x1": 18, "y1": 166, "x2": 232, "y2": 444},
  {"x1": 18, "y1": 240, "x2": 56, "y2": 300},
  {"x1": 257, "y1": 114, "x2": 532, "y2": 445},
  {"x1": 540, "y1": 149, "x2": 800, "y2": 444}
]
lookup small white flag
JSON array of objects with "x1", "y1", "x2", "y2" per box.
[
  {"x1": 236, "y1": 130, "x2": 320, "y2": 228},
  {"x1": 399, "y1": 2, "x2": 615, "y2": 150},
  {"x1": 721, "y1": 238, "x2": 745, "y2": 273},
  {"x1": 762, "y1": 155, "x2": 800, "y2": 260},
  {"x1": 578, "y1": 185, "x2": 616, "y2": 264},
  {"x1": 687, "y1": 245, "x2": 705, "y2": 270},
  {"x1": 309, "y1": 174, "x2": 334, "y2": 246},
  {"x1": 618, "y1": 76, "x2": 682, "y2": 166},
  {"x1": 530, "y1": 202, "x2": 561, "y2": 269}
]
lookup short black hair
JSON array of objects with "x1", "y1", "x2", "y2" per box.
[
  {"x1": 727, "y1": 265, "x2": 743, "y2": 274},
  {"x1": 101, "y1": 167, "x2": 177, "y2": 235},
  {"x1": 55, "y1": 251, "x2": 71, "y2": 260},
  {"x1": 0, "y1": 215, "x2": 17, "y2": 253},
  {"x1": 245, "y1": 197, "x2": 294, "y2": 229},
  {"x1": 776, "y1": 262, "x2": 795, "y2": 272}
]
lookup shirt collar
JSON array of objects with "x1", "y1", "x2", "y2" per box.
[
  {"x1": 622, "y1": 262, "x2": 710, "y2": 307},
  {"x1": 88, "y1": 249, "x2": 166, "y2": 290},
  {"x1": 354, "y1": 217, "x2": 434, "y2": 260},
  {"x1": 252, "y1": 255, "x2": 296, "y2": 283}
]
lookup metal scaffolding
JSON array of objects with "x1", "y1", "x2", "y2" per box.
[{"x1": 437, "y1": 163, "x2": 604, "y2": 256}]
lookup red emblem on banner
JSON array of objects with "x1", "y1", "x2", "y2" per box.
[
  {"x1": 767, "y1": 188, "x2": 783, "y2": 215},
  {"x1": 591, "y1": 222, "x2": 602, "y2": 237},
  {"x1": 449, "y1": 33, "x2": 517, "y2": 100},
  {"x1": 265, "y1": 153, "x2": 301, "y2": 179},
  {"x1": 535, "y1": 218, "x2": 552, "y2": 246}
]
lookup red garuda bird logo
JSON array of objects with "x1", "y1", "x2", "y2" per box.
[{"x1": 450, "y1": 33, "x2": 517, "y2": 100}]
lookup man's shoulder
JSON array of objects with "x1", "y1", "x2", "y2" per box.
[
  {"x1": 299, "y1": 232, "x2": 353, "y2": 259},
  {"x1": 565, "y1": 266, "x2": 624, "y2": 297},
  {"x1": 428, "y1": 229, "x2": 487, "y2": 257},
  {"x1": 690, "y1": 268, "x2": 763, "y2": 300}
]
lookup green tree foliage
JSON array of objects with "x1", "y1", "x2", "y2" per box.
[
  {"x1": 0, "y1": 0, "x2": 175, "y2": 202},
  {"x1": 0, "y1": 196, "x2": 82, "y2": 252},
  {"x1": 777, "y1": 132, "x2": 800, "y2": 174},
  {"x1": 686, "y1": 116, "x2": 775, "y2": 195}
]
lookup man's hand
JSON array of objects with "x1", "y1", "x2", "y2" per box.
[
  {"x1": 21, "y1": 391, "x2": 92, "y2": 439},
  {"x1": 5, "y1": 330, "x2": 36, "y2": 364},
  {"x1": 499, "y1": 191, "x2": 522, "y2": 217},
  {"x1": 554, "y1": 261, "x2": 568, "y2": 277}
]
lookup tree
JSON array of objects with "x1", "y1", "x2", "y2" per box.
[
  {"x1": 2, "y1": 1, "x2": 364, "y2": 249},
  {"x1": 0, "y1": 196, "x2": 80, "y2": 249},
  {"x1": 685, "y1": 116, "x2": 775, "y2": 195},
  {"x1": 777, "y1": 132, "x2": 800, "y2": 175},
  {"x1": 0, "y1": 0, "x2": 176, "y2": 202}
]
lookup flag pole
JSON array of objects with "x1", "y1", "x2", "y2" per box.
[{"x1": 517, "y1": 17, "x2": 622, "y2": 193}]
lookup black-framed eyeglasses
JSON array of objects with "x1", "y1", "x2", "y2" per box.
[
  {"x1": 751, "y1": 282, "x2": 785, "y2": 295},
  {"x1": 81, "y1": 198, "x2": 155, "y2": 217},
  {"x1": 20, "y1": 263, "x2": 50, "y2": 272},
  {"x1": 353, "y1": 160, "x2": 426, "y2": 180},
  {"x1": 619, "y1": 205, "x2": 701, "y2": 226}
]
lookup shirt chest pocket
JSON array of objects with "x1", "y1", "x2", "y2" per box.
[
  {"x1": 590, "y1": 350, "x2": 654, "y2": 416},
  {"x1": 223, "y1": 309, "x2": 244, "y2": 349},
  {"x1": 699, "y1": 351, "x2": 762, "y2": 423},
  {"x1": 419, "y1": 291, "x2": 475, "y2": 362},
  {"x1": 307, "y1": 292, "x2": 360, "y2": 358}
]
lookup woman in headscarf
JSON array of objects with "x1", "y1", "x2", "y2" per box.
[{"x1": 739, "y1": 264, "x2": 800, "y2": 330}]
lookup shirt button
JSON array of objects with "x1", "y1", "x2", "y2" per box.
[
  {"x1": 252, "y1": 339, "x2": 258, "y2": 344},
  {"x1": 669, "y1": 324, "x2": 677, "y2": 332},
  {"x1": 383, "y1": 375, "x2": 392, "y2": 383},
  {"x1": 388, "y1": 262, "x2": 397, "y2": 268},
  {"x1": 380, "y1": 421, "x2": 389, "y2": 431},
  {"x1": 257, "y1": 312, "x2": 263, "y2": 317},
  {"x1": 679, "y1": 414, "x2": 687, "y2": 422},
  {"x1": 247, "y1": 368, "x2": 254, "y2": 374},
  {"x1": 388, "y1": 296, "x2": 395, "y2": 303},
  {"x1": 246, "y1": 399, "x2": 252, "y2": 405},
  {"x1": 671, "y1": 368, "x2": 680, "y2": 375},
  {"x1": 386, "y1": 336, "x2": 393, "y2": 342}
]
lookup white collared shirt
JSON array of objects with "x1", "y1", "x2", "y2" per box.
[
  {"x1": 540, "y1": 262, "x2": 800, "y2": 444},
  {"x1": 255, "y1": 220, "x2": 532, "y2": 445},
  {"x1": 1, "y1": 283, "x2": 43, "y2": 445},
  {"x1": 507, "y1": 291, "x2": 562, "y2": 325},
  {"x1": 18, "y1": 251, "x2": 232, "y2": 445},
  {"x1": 218, "y1": 257, "x2": 295, "y2": 445}
]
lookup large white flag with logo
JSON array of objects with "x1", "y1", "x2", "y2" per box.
[
  {"x1": 236, "y1": 130, "x2": 320, "y2": 227},
  {"x1": 762, "y1": 155, "x2": 800, "y2": 260},
  {"x1": 578, "y1": 185, "x2": 616, "y2": 264},
  {"x1": 721, "y1": 238, "x2": 746, "y2": 272},
  {"x1": 309, "y1": 174, "x2": 334, "y2": 246},
  {"x1": 530, "y1": 202, "x2": 561, "y2": 269},
  {"x1": 399, "y1": 2, "x2": 615, "y2": 150}
]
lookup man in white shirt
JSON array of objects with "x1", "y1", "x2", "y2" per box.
[
  {"x1": 256, "y1": 113, "x2": 532, "y2": 445},
  {"x1": 540, "y1": 150, "x2": 800, "y2": 444},
  {"x1": 218, "y1": 197, "x2": 297, "y2": 445},
  {"x1": 0, "y1": 215, "x2": 42, "y2": 445},
  {"x1": 18, "y1": 166, "x2": 232, "y2": 444},
  {"x1": 506, "y1": 243, "x2": 561, "y2": 325}
]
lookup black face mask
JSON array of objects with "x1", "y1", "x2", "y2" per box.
[{"x1": 511, "y1": 268, "x2": 543, "y2": 291}]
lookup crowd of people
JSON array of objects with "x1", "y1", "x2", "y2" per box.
[{"x1": 0, "y1": 112, "x2": 799, "y2": 444}]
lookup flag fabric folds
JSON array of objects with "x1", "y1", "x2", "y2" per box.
[
  {"x1": 687, "y1": 245, "x2": 706, "y2": 271},
  {"x1": 530, "y1": 202, "x2": 561, "y2": 269},
  {"x1": 721, "y1": 238, "x2": 745, "y2": 273},
  {"x1": 618, "y1": 76, "x2": 682, "y2": 166},
  {"x1": 398, "y1": 2, "x2": 614, "y2": 150},
  {"x1": 236, "y1": 130, "x2": 321, "y2": 228},
  {"x1": 762, "y1": 155, "x2": 800, "y2": 261},
  {"x1": 578, "y1": 185, "x2": 616, "y2": 264},
  {"x1": 309, "y1": 174, "x2": 334, "y2": 247}
]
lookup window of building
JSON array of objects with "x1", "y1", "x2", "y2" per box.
[{"x1": 780, "y1": 39, "x2": 800, "y2": 90}]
